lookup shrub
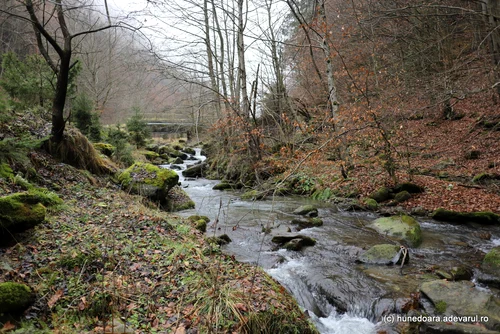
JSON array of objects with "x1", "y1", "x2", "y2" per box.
[
  {"x1": 72, "y1": 94, "x2": 102, "y2": 142},
  {"x1": 126, "y1": 108, "x2": 151, "y2": 148}
]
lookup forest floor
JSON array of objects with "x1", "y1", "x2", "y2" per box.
[
  {"x1": 296, "y1": 111, "x2": 500, "y2": 214},
  {"x1": 0, "y1": 150, "x2": 315, "y2": 333}
]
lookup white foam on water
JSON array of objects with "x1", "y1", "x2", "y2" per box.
[{"x1": 312, "y1": 311, "x2": 376, "y2": 334}]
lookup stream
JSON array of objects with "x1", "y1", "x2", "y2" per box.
[{"x1": 163, "y1": 151, "x2": 500, "y2": 334}]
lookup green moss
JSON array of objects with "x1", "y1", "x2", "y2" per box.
[
  {"x1": 241, "y1": 190, "x2": 266, "y2": 200},
  {"x1": 483, "y1": 247, "x2": 500, "y2": 267},
  {"x1": 432, "y1": 208, "x2": 499, "y2": 224},
  {"x1": 369, "y1": 215, "x2": 422, "y2": 247},
  {"x1": 14, "y1": 174, "x2": 33, "y2": 190},
  {"x1": 472, "y1": 172, "x2": 491, "y2": 183},
  {"x1": 0, "y1": 162, "x2": 13, "y2": 180},
  {"x1": 0, "y1": 194, "x2": 46, "y2": 230},
  {"x1": 195, "y1": 219, "x2": 207, "y2": 232},
  {"x1": 0, "y1": 282, "x2": 34, "y2": 313},
  {"x1": 9, "y1": 188, "x2": 63, "y2": 207},
  {"x1": 394, "y1": 190, "x2": 411, "y2": 203},
  {"x1": 187, "y1": 215, "x2": 210, "y2": 223},
  {"x1": 142, "y1": 150, "x2": 160, "y2": 161},
  {"x1": 435, "y1": 300, "x2": 447, "y2": 314},
  {"x1": 213, "y1": 182, "x2": 233, "y2": 190},
  {"x1": 93, "y1": 142, "x2": 115, "y2": 157},
  {"x1": 363, "y1": 198, "x2": 378, "y2": 211},
  {"x1": 369, "y1": 186, "x2": 391, "y2": 202},
  {"x1": 118, "y1": 162, "x2": 179, "y2": 199}
]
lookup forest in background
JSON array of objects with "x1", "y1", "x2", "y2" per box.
[{"x1": 0, "y1": 0, "x2": 499, "y2": 213}]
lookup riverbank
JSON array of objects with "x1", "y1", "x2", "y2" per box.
[{"x1": 0, "y1": 149, "x2": 317, "y2": 333}]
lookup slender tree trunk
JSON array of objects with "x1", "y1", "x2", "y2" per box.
[
  {"x1": 204, "y1": 0, "x2": 221, "y2": 116},
  {"x1": 318, "y1": 0, "x2": 338, "y2": 118},
  {"x1": 237, "y1": 0, "x2": 249, "y2": 116}
]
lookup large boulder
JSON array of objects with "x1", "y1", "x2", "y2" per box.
[
  {"x1": 182, "y1": 162, "x2": 207, "y2": 178},
  {"x1": 357, "y1": 244, "x2": 409, "y2": 265},
  {"x1": 0, "y1": 282, "x2": 35, "y2": 313},
  {"x1": 166, "y1": 185, "x2": 195, "y2": 212},
  {"x1": 0, "y1": 193, "x2": 46, "y2": 232},
  {"x1": 420, "y1": 280, "x2": 500, "y2": 331},
  {"x1": 368, "y1": 215, "x2": 422, "y2": 247},
  {"x1": 118, "y1": 162, "x2": 179, "y2": 202}
]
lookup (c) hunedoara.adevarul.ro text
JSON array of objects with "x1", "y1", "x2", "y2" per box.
[{"x1": 382, "y1": 314, "x2": 489, "y2": 324}]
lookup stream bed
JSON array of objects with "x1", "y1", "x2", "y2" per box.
[{"x1": 165, "y1": 157, "x2": 500, "y2": 333}]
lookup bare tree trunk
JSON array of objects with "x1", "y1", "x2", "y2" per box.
[
  {"x1": 237, "y1": 0, "x2": 250, "y2": 116},
  {"x1": 318, "y1": 0, "x2": 339, "y2": 118},
  {"x1": 483, "y1": 0, "x2": 500, "y2": 97},
  {"x1": 203, "y1": 0, "x2": 221, "y2": 116}
]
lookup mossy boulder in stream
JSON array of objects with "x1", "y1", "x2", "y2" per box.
[
  {"x1": 293, "y1": 205, "x2": 318, "y2": 217},
  {"x1": 0, "y1": 282, "x2": 35, "y2": 313},
  {"x1": 478, "y1": 247, "x2": 500, "y2": 288},
  {"x1": 357, "y1": 244, "x2": 409, "y2": 265},
  {"x1": 182, "y1": 162, "x2": 207, "y2": 178},
  {"x1": 368, "y1": 215, "x2": 422, "y2": 247},
  {"x1": 272, "y1": 235, "x2": 316, "y2": 251},
  {"x1": 118, "y1": 162, "x2": 179, "y2": 202},
  {"x1": 165, "y1": 185, "x2": 195, "y2": 212},
  {"x1": 291, "y1": 218, "x2": 323, "y2": 230},
  {"x1": 0, "y1": 193, "x2": 46, "y2": 232},
  {"x1": 431, "y1": 208, "x2": 500, "y2": 224},
  {"x1": 420, "y1": 280, "x2": 500, "y2": 331}
]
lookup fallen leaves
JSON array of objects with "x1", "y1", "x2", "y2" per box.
[{"x1": 47, "y1": 289, "x2": 64, "y2": 309}]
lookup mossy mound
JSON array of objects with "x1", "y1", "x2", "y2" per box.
[
  {"x1": 0, "y1": 282, "x2": 35, "y2": 313},
  {"x1": 369, "y1": 186, "x2": 391, "y2": 202},
  {"x1": 368, "y1": 215, "x2": 422, "y2": 247},
  {"x1": 143, "y1": 150, "x2": 160, "y2": 161},
  {"x1": 0, "y1": 193, "x2": 46, "y2": 232},
  {"x1": 117, "y1": 162, "x2": 179, "y2": 202},
  {"x1": 363, "y1": 198, "x2": 378, "y2": 211},
  {"x1": 93, "y1": 142, "x2": 115, "y2": 157},
  {"x1": 393, "y1": 182, "x2": 424, "y2": 194},
  {"x1": 431, "y1": 208, "x2": 500, "y2": 224},
  {"x1": 394, "y1": 190, "x2": 411, "y2": 203},
  {"x1": 9, "y1": 188, "x2": 63, "y2": 207}
]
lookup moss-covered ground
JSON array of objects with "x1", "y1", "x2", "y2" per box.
[{"x1": 0, "y1": 152, "x2": 316, "y2": 333}]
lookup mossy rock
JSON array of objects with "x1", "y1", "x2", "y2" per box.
[
  {"x1": 213, "y1": 182, "x2": 234, "y2": 191},
  {"x1": 357, "y1": 244, "x2": 409, "y2": 265},
  {"x1": 187, "y1": 215, "x2": 210, "y2": 223},
  {"x1": 241, "y1": 190, "x2": 267, "y2": 200},
  {"x1": 206, "y1": 234, "x2": 232, "y2": 246},
  {"x1": 0, "y1": 282, "x2": 34, "y2": 313},
  {"x1": 93, "y1": 143, "x2": 115, "y2": 157},
  {"x1": 0, "y1": 163, "x2": 14, "y2": 180},
  {"x1": 0, "y1": 193, "x2": 46, "y2": 232},
  {"x1": 291, "y1": 218, "x2": 323, "y2": 230},
  {"x1": 368, "y1": 215, "x2": 422, "y2": 247},
  {"x1": 472, "y1": 173, "x2": 499, "y2": 183},
  {"x1": 184, "y1": 147, "x2": 195, "y2": 155},
  {"x1": 431, "y1": 208, "x2": 500, "y2": 224},
  {"x1": 182, "y1": 162, "x2": 207, "y2": 178},
  {"x1": 9, "y1": 188, "x2": 63, "y2": 207},
  {"x1": 393, "y1": 182, "x2": 424, "y2": 194},
  {"x1": 271, "y1": 235, "x2": 316, "y2": 248},
  {"x1": 195, "y1": 219, "x2": 207, "y2": 232},
  {"x1": 483, "y1": 247, "x2": 500, "y2": 275},
  {"x1": 143, "y1": 150, "x2": 160, "y2": 161},
  {"x1": 293, "y1": 205, "x2": 318, "y2": 217},
  {"x1": 363, "y1": 198, "x2": 378, "y2": 211},
  {"x1": 369, "y1": 186, "x2": 391, "y2": 202},
  {"x1": 117, "y1": 162, "x2": 179, "y2": 201},
  {"x1": 394, "y1": 190, "x2": 411, "y2": 203},
  {"x1": 172, "y1": 157, "x2": 184, "y2": 165},
  {"x1": 165, "y1": 186, "x2": 195, "y2": 212}
]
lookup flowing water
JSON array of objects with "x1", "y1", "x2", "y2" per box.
[{"x1": 164, "y1": 152, "x2": 500, "y2": 333}]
